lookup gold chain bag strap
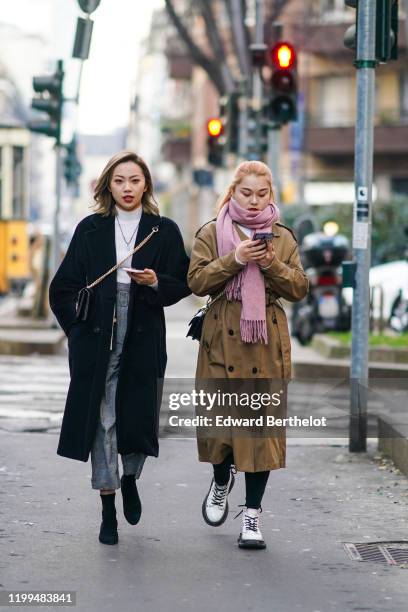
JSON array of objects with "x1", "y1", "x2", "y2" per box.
[{"x1": 75, "y1": 225, "x2": 159, "y2": 322}]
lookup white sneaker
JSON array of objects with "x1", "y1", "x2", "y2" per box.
[
  {"x1": 202, "y1": 472, "x2": 235, "y2": 526},
  {"x1": 237, "y1": 507, "x2": 266, "y2": 549}
]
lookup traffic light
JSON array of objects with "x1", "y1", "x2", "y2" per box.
[
  {"x1": 268, "y1": 42, "x2": 297, "y2": 125},
  {"x1": 376, "y1": 0, "x2": 398, "y2": 62},
  {"x1": 206, "y1": 117, "x2": 224, "y2": 167},
  {"x1": 344, "y1": 1, "x2": 358, "y2": 53},
  {"x1": 29, "y1": 60, "x2": 64, "y2": 144},
  {"x1": 64, "y1": 137, "x2": 82, "y2": 190},
  {"x1": 344, "y1": 1, "x2": 399, "y2": 63},
  {"x1": 77, "y1": 0, "x2": 101, "y2": 13}
]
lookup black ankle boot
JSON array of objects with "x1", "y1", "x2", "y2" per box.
[
  {"x1": 120, "y1": 475, "x2": 142, "y2": 525},
  {"x1": 99, "y1": 493, "x2": 118, "y2": 545}
]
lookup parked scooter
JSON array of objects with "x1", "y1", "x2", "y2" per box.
[
  {"x1": 292, "y1": 232, "x2": 351, "y2": 345},
  {"x1": 389, "y1": 288, "x2": 408, "y2": 333}
]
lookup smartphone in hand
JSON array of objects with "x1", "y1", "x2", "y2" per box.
[
  {"x1": 253, "y1": 232, "x2": 275, "y2": 242},
  {"x1": 123, "y1": 267, "x2": 144, "y2": 274}
]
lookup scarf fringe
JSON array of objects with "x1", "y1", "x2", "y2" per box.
[
  {"x1": 240, "y1": 319, "x2": 268, "y2": 345},
  {"x1": 226, "y1": 277, "x2": 242, "y2": 301}
]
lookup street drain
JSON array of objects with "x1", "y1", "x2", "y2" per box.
[{"x1": 344, "y1": 541, "x2": 408, "y2": 566}]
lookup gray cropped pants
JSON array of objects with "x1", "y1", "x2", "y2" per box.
[{"x1": 91, "y1": 282, "x2": 146, "y2": 490}]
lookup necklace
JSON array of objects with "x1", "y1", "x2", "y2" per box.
[{"x1": 116, "y1": 215, "x2": 139, "y2": 247}]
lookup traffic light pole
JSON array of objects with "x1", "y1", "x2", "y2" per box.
[
  {"x1": 267, "y1": 125, "x2": 280, "y2": 207},
  {"x1": 51, "y1": 145, "x2": 63, "y2": 323},
  {"x1": 253, "y1": 0, "x2": 264, "y2": 159},
  {"x1": 349, "y1": 0, "x2": 377, "y2": 452}
]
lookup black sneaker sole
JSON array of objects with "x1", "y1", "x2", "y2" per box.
[
  {"x1": 237, "y1": 534, "x2": 266, "y2": 550},
  {"x1": 202, "y1": 474, "x2": 235, "y2": 527}
]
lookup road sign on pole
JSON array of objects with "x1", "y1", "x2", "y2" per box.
[{"x1": 349, "y1": 0, "x2": 377, "y2": 453}]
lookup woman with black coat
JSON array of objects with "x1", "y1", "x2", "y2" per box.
[{"x1": 49, "y1": 151, "x2": 191, "y2": 545}]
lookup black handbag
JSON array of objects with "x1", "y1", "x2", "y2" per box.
[
  {"x1": 186, "y1": 290, "x2": 224, "y2": 341},
  {"x1": 75, "y1": 225, "x2": 159, "y2": 322},
  {"x1": 75, "y1": 287, "x2": 93, "y2": 322}
]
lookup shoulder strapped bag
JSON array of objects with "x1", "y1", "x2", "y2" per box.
[
  {"x1": 186, "y1": 289, "x2": 224, "y2": 341},
  {"x1": 75, "y1": 225, "x2": 159, "y2": 322}
]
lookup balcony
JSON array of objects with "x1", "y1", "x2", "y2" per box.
[
  {"x1": 161, "y1": 119, "x2": 192, "y2": 164},
  {"x1": 290, "y1": 19, "x2": 406, "y2": 58},
  {"x1": 304, "y1": 124, "x2": 408, "y2": 157}
]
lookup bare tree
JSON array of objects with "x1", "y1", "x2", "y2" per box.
[
  {"x1": 223, "y1": 0, "x2": 252, "y2": 82},
  {"x1": 165, "y1": 0, "x2": 229, "y2": 94},
  {"x1": 164, "y1": 0, "x2": 292, "y2": 97},
  {"x1": 197, "y1": 0, "x2": 236, "y2": 93}
]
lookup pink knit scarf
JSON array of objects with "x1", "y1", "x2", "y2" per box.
[{"x1": 216, "y1": 198, "x2": 280, "y2": 344}]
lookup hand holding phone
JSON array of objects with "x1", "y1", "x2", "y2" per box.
[
  {"x1": 252, "y1": 231, "x2": 275, "y2": 243},
  {"x1": 123, "y1": 267, "x2": 158, "y2": 286},
  {"x1": 123, "y1": 267, "x2": 144, "y2": 274}
]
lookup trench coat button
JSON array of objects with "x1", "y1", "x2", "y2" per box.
[
  {"x1": 228, "y1": 329, "x2": 234, "y2": 336},
  {"x1": 272, "y1": 318, "x2": 278, "y2": 324},
  {"x1": 136, "y1": 325, "x2": 143, "y2": 332},
  {"x1": 93, "y1": 326, "x2": 100, "y2": 333},
  {"x1": 252, "y1": 367, "x2": 258, "y2": 374},
  {"x1": 228, "y1": 365, "x2": 234, "y2": 372},
  {"x1": 213, "y1": 313, "x2": 218, "y2": 319},
  {"x1": 204, "y1": 340, "x2": 210, "y2": 350}
]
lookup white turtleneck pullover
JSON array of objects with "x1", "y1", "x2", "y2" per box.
[{"x1": 115, "y1": 205, "x2": 158, "y2": 289}]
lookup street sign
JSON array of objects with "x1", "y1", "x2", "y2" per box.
[{"x1": 77, "y1": 0, "x2": 101, "y2": 14}]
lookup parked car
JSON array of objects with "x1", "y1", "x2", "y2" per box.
[{"x1": 343, "y1": 260, "x2": 408, "y2": 332}]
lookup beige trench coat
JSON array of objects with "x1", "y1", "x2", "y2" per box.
[{"x1": 187, "y1": 219, "x2": 309, "y2": 472}]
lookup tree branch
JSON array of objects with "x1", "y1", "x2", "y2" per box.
[
  {"x1": 223, "y1": 0, "x2": 251, "y2": 82},
  {"x1": 164, "y1": 0, "x2": 226, "y2": 95},
  {"x1": 197, "y1": 0, "x2": 236, "y2": 93}
]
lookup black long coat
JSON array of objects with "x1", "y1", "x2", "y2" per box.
[{"x1": 49, "y1": 211, "x2": 191, "y2": 462}]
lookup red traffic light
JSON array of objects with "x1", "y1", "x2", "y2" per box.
[
  {"x1": 271, "y1": 42, "x2": 295, "y2": 69},
  {"x1": 207, "y1": 118, "x2": 223, "y2": 137}
]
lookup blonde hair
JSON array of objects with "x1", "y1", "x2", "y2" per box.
[
  {"x1": 216, "y1": 160, "x2": 276, "y2": 215},
  {"x1": 92, "y1": 151, "x2": 160, "y2": 217}
]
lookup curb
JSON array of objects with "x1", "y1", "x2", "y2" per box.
[
  {"x1": 293, "y1": 358, "x2": 408, "y2": 380},
  {"x1": 378, "y1": 414, "x2": 408, "y2": 477},
  {"x1": 0, "y1": 329, "x2": 66, "y2": 356}
]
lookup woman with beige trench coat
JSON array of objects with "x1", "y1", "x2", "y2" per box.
[{"x1": 187, "y1": 160, "x2": 308, "y2": 550}]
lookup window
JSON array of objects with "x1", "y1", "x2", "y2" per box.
[
  {"x1": 318, "y1": 76, "x2": 354, "y2": 127},
  {"x1": 392, "y1": 178, "x2": 408, "y2": 197},
  {"x1": 319, "y1": 0, "x2": 350, "y2": 21},
  {"x1": 401, "y1": 71, "x2": 408, "y2": 121}
]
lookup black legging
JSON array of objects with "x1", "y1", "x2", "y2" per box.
[{"x1": 213, "y1": 453, "x2": 270, "y2": 510}]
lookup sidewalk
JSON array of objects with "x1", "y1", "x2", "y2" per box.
[{"x1": 1, "y1": 432, "x2": 407, "y2": 612}]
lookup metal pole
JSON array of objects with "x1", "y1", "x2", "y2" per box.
[
  {"x1": 52, "y1": 145, "x2": 63, "y2": 283},
  {"x1": 238, "y1": 79, "x2": 249, "y2": 159},
  {"x1": 253, "y1": 0, "x2": 264, "y2": 158},
  {"x1": 349, "y1": 0, "x2": 377, "y2": 453},
  {"x1": 267, "y1": 22, "x2": 282, "y2": 203},
  {"x1": 267, "y1": 125, "x2": 280, "y2": 207}
]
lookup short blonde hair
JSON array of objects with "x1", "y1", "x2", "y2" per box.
[
  {"x1": 92, "y1": 151, "x2": 159, "y2": 217},
  {"x1": 216, "y1": 160, "x2": 276, "y2": 215}
]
